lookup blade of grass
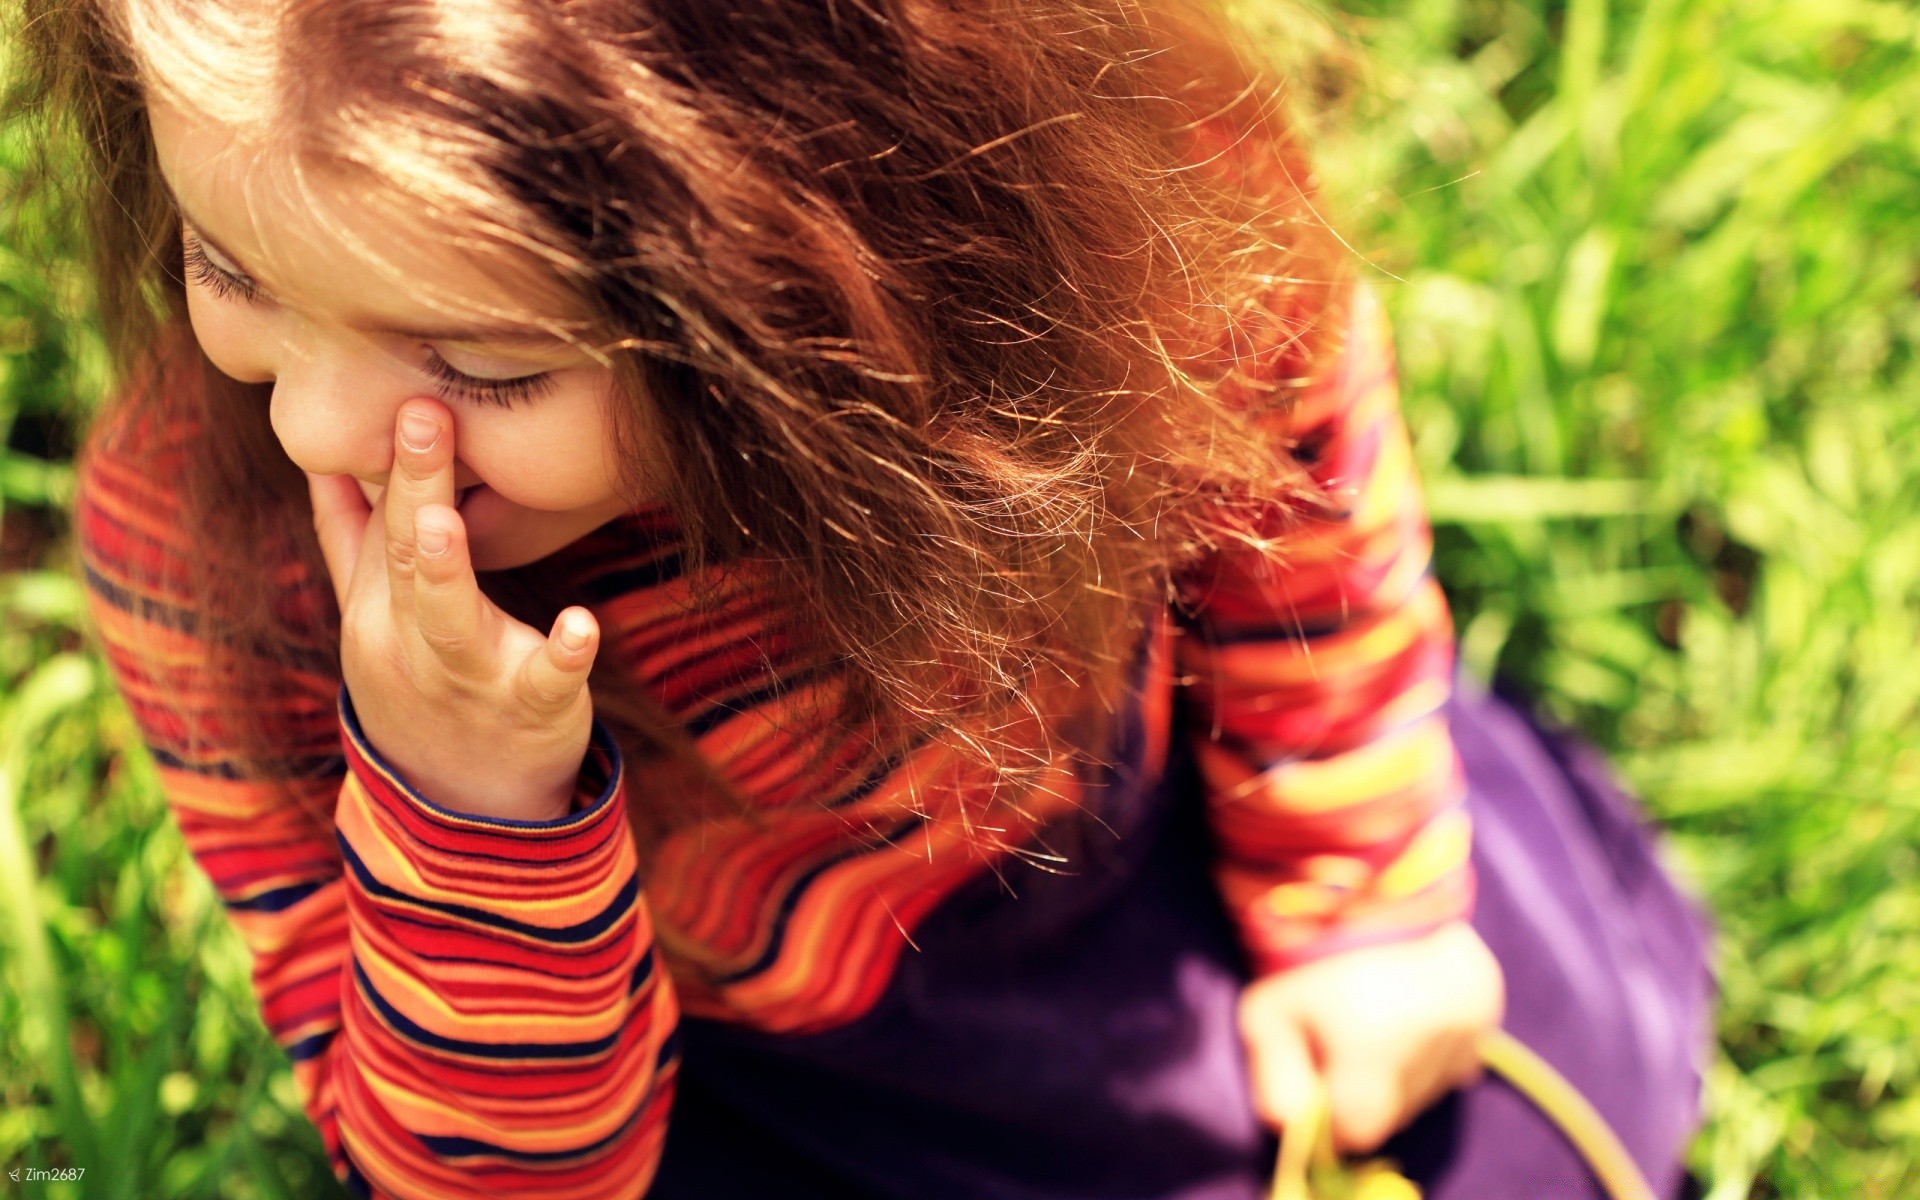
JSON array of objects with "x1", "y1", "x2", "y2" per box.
[{"x1": 0, "y1": 654, "x2": 103, "y2": 1172}]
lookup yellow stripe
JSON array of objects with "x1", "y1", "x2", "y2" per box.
[
  {"x1": 338, "y1": 776, "x2": 633, "y2": 925},
  {"x1": 351, "y1": 929, "x2": 635, "y2": 1042},
  {"x1": 1373, "y1": 809, "x2": 1472, "y2": 899},
  {"x1": 1222, "y1": 717, "x2": 1453, "y2": 815}
]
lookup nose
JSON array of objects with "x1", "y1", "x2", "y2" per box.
[
  {"x1": 266, "y1": 351, "x2": 403, "y2": 487},
  {"x1": 271, "y1": 368, "x2": 484, "y2": 497}
]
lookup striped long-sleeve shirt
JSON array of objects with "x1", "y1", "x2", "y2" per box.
[{"x1": 76, "y1": 285, "x2": 1470, "y2": 1198}]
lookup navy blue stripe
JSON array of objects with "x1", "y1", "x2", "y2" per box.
[
  {"x1": 410, "y1": 1024, "x2": 679, "y2": 1163},
  {"x1": 416, "y1": 1108, "x2": 639, "y2": 1163},
  {"x1": 1171, "y1": 609, "x2": 1345, "y2": 643},
  {"x1": 1082, "y1": 628, "x2": 1157, "y2": 792},
  {"x1": 578, "y1": 552, "x2": 684, "y2": 602},
  {"x1": 364, "y1": 837, "x2": 613, "y2": 871},
  {"x1": 282, "y1": 1031, "x2": 335, "y2": 1063},
  {"x1": 654, "y1": 1026, "x2": 681, "y2": 1072},
  {"x1": 682, "y1": 665, "x2": 831, "y2": 739},
  {"x1": 352, "y1": 960, "x2": 623, "y2": 1060},
  {"x1": 337, "y1": 835, "x2": 639, "y2": 945},
  {"x1": 715, "y1": 814, "x2": 927, "y2": 986},
  {"x1": 415, "y1": 1064, "x2": 662, "y2": 1163},
  {"x1": 81, "y1": 561, "x2": 201, "y2": 634},
  {"x1": 225, "y1": 881, "x2": 324, "y2": 913},
  {"x1": 147, "y1": 745, "x2": 343, "y2": 781},
  {"x1": 1173, "y1": 567, "x2": 1438, "y2": 646},
  {"x1": 83, "y1": 559, "x2": 340, "y2": 677},
  {"x1": 823, "y1": 735, "x2": 927, "y2": 810},
  {"x1": 378, "y1": 909, "x2": 643, "y2": 974},
  {"x1": 339, "y1": 689, "x2": 625, "y2": 832},
  {"x1": 628, "y1": 943, "x2": 655, "y2": 995}
]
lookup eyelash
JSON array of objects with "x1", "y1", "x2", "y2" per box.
[
  {"x1": 181, "y1": 229, "x2": 559, "y2": 409},
  {"x1": 182, "y1": 231, "x2": 260, "y2": 304},
  {"x1": 419, "y1": 351, "x2": 560, "y2": 408}
]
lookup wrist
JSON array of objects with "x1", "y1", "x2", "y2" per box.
[{"x1": 338, "y1": 687, "x2": 614, "y2": 827}]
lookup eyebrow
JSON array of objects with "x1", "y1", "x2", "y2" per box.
[{"x1": 158, "y1": 173, "x2": 578, "y2": 349}]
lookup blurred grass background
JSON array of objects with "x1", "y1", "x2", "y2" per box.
[{"x1": 2, "y1": 0, "x2": 1917, "y2": 1195}]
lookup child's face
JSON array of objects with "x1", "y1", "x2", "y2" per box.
[{"x1": 147, "y1": 97, "x2": 655, "y2": 571}]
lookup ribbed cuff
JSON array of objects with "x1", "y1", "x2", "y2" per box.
[{"x1": 336, "y1": 685, "x2": 624, "y2": 843}]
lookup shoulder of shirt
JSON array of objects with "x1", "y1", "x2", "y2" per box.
[
  {"x1": 1280, "y1": 283, "x2": 1394, "y2": 440},
  {"x1": 75, "y1": 330, "x2": 212, "y2": 583}
]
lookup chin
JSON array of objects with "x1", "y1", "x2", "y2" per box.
[
  {"x1": 472, "y1": 529, "x2": 576, "y2": 572},
  {"x1": 469, "y1": 540, "x2": 551, "y2": 573}
]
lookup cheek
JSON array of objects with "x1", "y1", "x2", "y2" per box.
[
  {"x1": 183, "y1": 293, "x2": 276, "y2": 385},
  {"x1": 460, "y1": 406, "x2": 624, "y2": 510}
]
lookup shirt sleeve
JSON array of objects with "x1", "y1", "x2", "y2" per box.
[
  {"x1": 76, "y1": 400, "x2": 678, "y2": 1199},
  {"x1": 1172, "y1": 285, "x2": 1475, "y2": 976}
]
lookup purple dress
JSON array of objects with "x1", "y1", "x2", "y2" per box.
[{"x1": 647, "y1": 670, "x2": 1715, "y2": 1199}]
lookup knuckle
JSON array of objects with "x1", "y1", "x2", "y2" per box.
[
  {"x1": 1453, "y1": 1055, "x2": 1486, "y2": 1090},
  {"x1": 386, "y1": 537, "x2": 420, "y2": 576},
  {"x1": 1332, "y1": 1088, "x2": 1396, "y2": 1152},
  {"x1": 1344, "y1": 1114, "x2": 1391, "y2": 1154},
  {"x1": 417, "y1": 622, "x2": 479, "y2": 660},
  {"x1": 520, "y1": 666, "x2": 577, "y2": 711},
  {"x1": 342, "y1": 603, "x2": 385, "y2": 651}
]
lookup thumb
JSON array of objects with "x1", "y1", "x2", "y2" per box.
[
  {"x1": 306, "y1": 470, "x2": 372, "y2": 609},
  {"x1": 516, "y1": 607, "x2": 601, "y2": 716},
  {"x1": 1323, "y1": 1043, "x2": 1404, "y2": 1155}
]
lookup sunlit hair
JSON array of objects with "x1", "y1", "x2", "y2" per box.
[{"x1": 18, "y1": 0, "x2": 1348, "y2": 852}]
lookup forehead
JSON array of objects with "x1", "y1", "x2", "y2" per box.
[{"x1": 147, "y1": 95, "x2": 594, "y2": 344}]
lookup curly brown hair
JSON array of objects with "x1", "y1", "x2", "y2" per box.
[{"x1": 18, "y1": 0, "x2": 1348, "y2": 849}]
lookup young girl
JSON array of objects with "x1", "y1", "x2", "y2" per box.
[{"x1": 36, "y1": 0, "x2": 1711, "y2": 1195}]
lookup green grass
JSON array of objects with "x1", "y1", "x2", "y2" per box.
[{"x1": 3, "y1": 1, "x2": 1918, "y2": 1195}]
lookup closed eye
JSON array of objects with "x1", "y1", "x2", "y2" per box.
[
  {"x1": 182, "y1": 229, "x2": 263, "y2": 304},
  {"x1": 184, "y1": 222, "x2": 558, "y2": 409},
  {"x1": 420, "y1": 350, "x2": 558, "y2": 409}
]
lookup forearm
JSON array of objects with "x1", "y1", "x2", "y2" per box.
[
  {"x1": 322, "y1": 698, "x2": 678, "y2": 1198},
  {"x1": 1180, "y1": 286, "x2": 1475, "y2": 974}
]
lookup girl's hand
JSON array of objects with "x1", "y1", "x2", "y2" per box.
[
  {"x1": 1238, "y1": 920, "x2": 1505, "y2": 1155},
  {"x1": 306, "y1": 399, "x2": 600, "y2": 823}
]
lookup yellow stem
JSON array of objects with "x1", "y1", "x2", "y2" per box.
[{"x1": 1267, "y1": 1028, "x2": 1662, "y2": 1200}]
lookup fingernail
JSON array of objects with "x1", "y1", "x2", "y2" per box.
[
  {"x1": 559, "y1": 615, "x2": 591, "y2": 651},
  {"x1": 400, "y1": 411, "x2": 441, "y2": 452},
  {"x1": 418, "y1": 521, "x2": 450, "y2": 556}
]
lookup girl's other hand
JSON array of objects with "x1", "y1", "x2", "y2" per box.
[
  {"x1": 305, "y1": 399, "x2": 600, "y2": 822},
  {"x1": 1238, "y1": 920, "x2": 1505, "y2": 1155}
]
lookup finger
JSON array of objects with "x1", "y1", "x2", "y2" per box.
[
  {"x1": 1241, "y1": 1001, "x2": 1322, "y2": 1134},
  {"x1": 1446, "y1": 1033, "x2": 1488, "y2": 1092},
  {"x1": 306, "y1": 470, "x2": 373, "y2": 609},
  {"x1": 1381, "y1": 1033, "x2": 1467, "y2": 1152},
  {"x1": 1472, "y1": 933, "x2": 1508, "y2": 1027},
  {"x1": 516, "y1": 606, "x2": 599, "y2": 716},
  {"x1": 1324, "y1": 1050, "x2": 1404, "y2": 1155},
  {"x1": 410, "y1": 505, "x2": 491, "y2": 672},
  {"x1": 384, "y1": 399, "x2": 458, "y2": 615},
  {"x1": 1445, "y1": 1015, "x2": 1488, "y2": 1078}
]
